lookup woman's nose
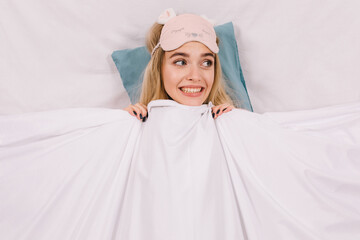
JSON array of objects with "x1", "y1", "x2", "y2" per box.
[{"x1": 186, "y1": 65, "x2": 201, "y2": 81}]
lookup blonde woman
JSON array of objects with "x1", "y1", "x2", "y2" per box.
[{"x1": 124, "y1": 10, "x2": 235, "y2": 122}]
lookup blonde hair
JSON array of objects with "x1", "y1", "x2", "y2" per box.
[{"x1": 139, "y1": 23, "x2": 235, "y2": 107}]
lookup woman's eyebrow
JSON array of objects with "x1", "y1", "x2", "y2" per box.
[
  {"x1": 202, "y1": 53, "x2": 215, "y2": 58},
  {"x1": 169, "y1": 52, "x2": 189, "y2": 58},
  {"x1": 169, "y1": 52, "x2": 215, "y2": 58}
]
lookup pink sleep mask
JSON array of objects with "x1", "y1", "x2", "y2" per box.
[{"x1": 152, "y1": 13, "x2": 219, "y2": 55}]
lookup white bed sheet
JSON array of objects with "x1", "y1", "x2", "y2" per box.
[{"x1": 0, "y1": 100, "x2": 359, "y2": 239}]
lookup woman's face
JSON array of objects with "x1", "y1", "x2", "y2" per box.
[{"x1": 161, "y1": 41, "x2": 215, "y2": 106}]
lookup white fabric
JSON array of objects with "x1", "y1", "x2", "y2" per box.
[
  {"x1": 1, "y1": 0, "x2": 360, "y2": 114},
  {"x1": 1, "y1": 100, "x2": 359, "y2": 239},
  {"x1": 232, "y1": 0, "x2": 360, "y2": 112}
]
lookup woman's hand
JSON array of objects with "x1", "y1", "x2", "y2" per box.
[
  {"x1": 124, "y1": 103, "x2": 148, "y2": 122},
  {"x1": 211, "y1": 103, "x2": 235, "y2": 119}
]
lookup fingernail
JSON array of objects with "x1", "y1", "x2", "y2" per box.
[
  {"x1": 216, "y1": 109, "x2": 220, "y2": 114},
  {"x1": 133, "y1": 111, "x2": 137, "y2": 116},
  {"x1": 142, "y1": 117, "x2": 146, "y2": 122},
  {"x1": 146, "y1": 112, "x2": 148, "y2": 117},
  {"x1": 223, "y1": 108, "x2": 227, "y2": 112},
  {"x1": 140, "y1": 113, "x2": 143, "y2": 119},
  {"x1": 212, "y1": 113, "x2": 215, "y2": 118}
]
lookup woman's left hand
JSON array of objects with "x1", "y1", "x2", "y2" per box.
[{"x1": 211, "y1": 104, "x2": 235, "y2": 119}]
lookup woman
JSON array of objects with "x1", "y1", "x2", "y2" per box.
[{"x1": 124, "y1": 11, "x2": 235, "y2": 121}]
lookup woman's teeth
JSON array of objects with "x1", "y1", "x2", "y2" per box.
[{"x1": 180, "y1": 87, "x2": 202, "y2": 93}]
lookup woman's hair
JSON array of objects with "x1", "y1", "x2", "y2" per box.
[{"x1": 139, "y1": 22, "x2": 235, "y2": 107}]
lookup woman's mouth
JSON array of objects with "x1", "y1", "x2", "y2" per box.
[
  {"x1": 179, "y1": 87, "x2": 204, "y2": 97},
  {"x1": 180, "y1": 87, "x2": 202, "y2": 93}
]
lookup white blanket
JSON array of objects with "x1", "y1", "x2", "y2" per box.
[{"x1": 0, "y1": 100, "x2": 359, "y2": 240}]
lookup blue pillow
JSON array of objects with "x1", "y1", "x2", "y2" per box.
[{"x1": 112, "y1": 22, "x2": 253, "y2": 111}]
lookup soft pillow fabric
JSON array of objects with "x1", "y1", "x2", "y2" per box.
[{"x1": 112, "y1": 22, "x2": 253, "y2": 111}]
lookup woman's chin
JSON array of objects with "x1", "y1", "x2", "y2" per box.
[{"x1": 174, "y1": 97, "x2": 206, "y2": 106}]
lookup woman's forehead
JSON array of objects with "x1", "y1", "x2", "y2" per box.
[{"x1": 165, "y1": 41, "x2": 214, "y2": 57}]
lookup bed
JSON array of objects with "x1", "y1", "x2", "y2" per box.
[
  {"x1": 1, "y1": 0, "x2": 359, "y2": 114},
  {"x1": 1, "y1": 1, "x2": 360, "y2": 239}
]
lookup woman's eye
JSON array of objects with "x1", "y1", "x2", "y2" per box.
[
  {"x1": 202, "y1": 60, "x2": 213, "y2": 67},
  {"x1": 174, "y1": 60, "x2": 186, "y2": 66}
]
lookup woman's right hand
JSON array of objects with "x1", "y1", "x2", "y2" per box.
[{"x1": 123, "y1": 103, "x2": 148, "y2": 122}]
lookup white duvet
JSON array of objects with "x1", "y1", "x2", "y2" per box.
[{"x1": 0, "y1": 100, "x2": 359, "y2": 240}]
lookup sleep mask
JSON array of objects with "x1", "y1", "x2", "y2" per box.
[{"x1": 152, "y1": 10, "x2": 219, "y2": 55}]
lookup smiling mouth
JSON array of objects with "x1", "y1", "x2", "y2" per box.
[{"x1": 179, "y1": 87, "x2": 204, "y2": 93}]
